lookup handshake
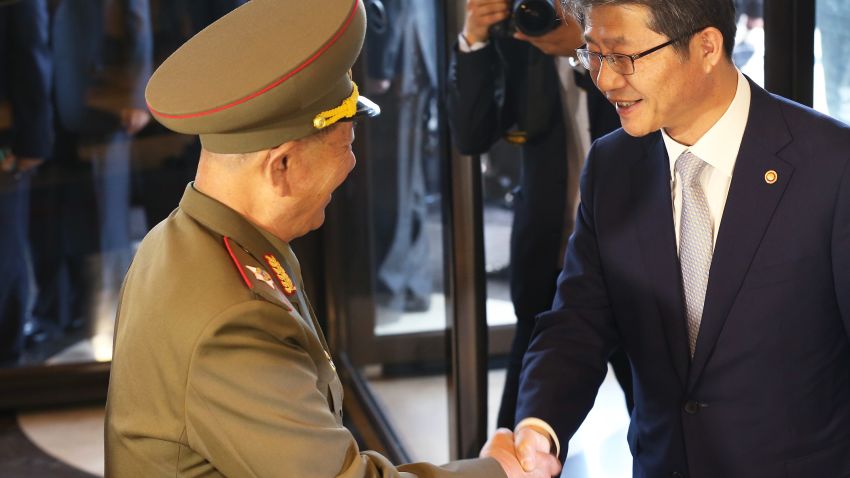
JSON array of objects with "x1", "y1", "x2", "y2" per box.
[{"x1": 479, "y1": 427, "x2": 563, "y2": 478}]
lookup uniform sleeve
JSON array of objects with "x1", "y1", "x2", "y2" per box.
[
  {"x1": 185, "y1": 300, "x2": 504, "y2": 478},
  {"x1": 515, "y1": 143, "x2": 621, "y2": 462},
  {"x1": 446, "y1": 41, "x2": 516, "y2": 155}
]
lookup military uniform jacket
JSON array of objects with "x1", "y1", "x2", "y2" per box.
[{"x1": 105, "y1": 184, "x2": 503, "y2": 478}]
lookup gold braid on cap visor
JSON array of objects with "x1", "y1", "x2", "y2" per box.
[{"x1": 313, "y1": 81, "x2": 360, "y2": 129}]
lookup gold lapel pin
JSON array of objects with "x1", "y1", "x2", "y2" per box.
[{"x1": 764, "y1": 170, "x2": 778, "y2": 185}]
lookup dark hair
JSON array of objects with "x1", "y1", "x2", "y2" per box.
[{"x1": 562, "y1": 0, "x2": 737, "y2": 58}]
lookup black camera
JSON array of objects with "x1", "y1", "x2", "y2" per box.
[{"x1": 490, "y1": 0, "x2": 561, "y2": 38}]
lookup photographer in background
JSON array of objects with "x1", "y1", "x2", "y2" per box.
[{"x1": 447, "y1": 0, "x2": 632, "y2": 429}]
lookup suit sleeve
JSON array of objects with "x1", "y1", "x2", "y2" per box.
[
  {"x1": 834, "y1": 155, "x2": 850, "y2": 339},
  {"x1": 446, "y1": 42, "x2": 516, "y2": 155},
  {"x1": 514, "y1": 143, "x2": 621, "y2": 462},
  {"x1": 185, "y1": 301, "x2": 504, "y2": 478},
  {"x1": 7, "y1": 0, "x2": 53, "y2": 159}
]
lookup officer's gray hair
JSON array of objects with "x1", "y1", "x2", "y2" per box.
[{"x1": 561, "y1": 0, "x2": 737, "y2": 58}]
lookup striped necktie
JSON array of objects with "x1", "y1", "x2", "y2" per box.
[{"x1": 676, "y1": 151, "x2": 713, "y2": 357}]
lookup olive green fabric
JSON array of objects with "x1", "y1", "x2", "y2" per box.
[
  {"x1": 104, "y1": 184, "x2": 505, "y2": 478},
  {"x1": 145, "y1": 0, "x2": 377, "y2": 153}
]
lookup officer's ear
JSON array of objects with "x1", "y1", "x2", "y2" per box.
[{"x1": 265, "y1": 141, "x2": 298, "y2": 197}]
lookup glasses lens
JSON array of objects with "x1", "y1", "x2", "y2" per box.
[
  {"x1": 577, "y1": 50, "x2": 598, "y2": 71},
  {"x1": 608, "y1": 54, "x2": 634, "y2": 75}
]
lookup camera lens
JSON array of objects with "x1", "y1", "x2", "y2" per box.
[{"x1": 514, "y1": 0, "x2": 558, "y2": 37}]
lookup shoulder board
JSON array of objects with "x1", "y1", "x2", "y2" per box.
[{"x1": 223, "y1": 236, "x2": 296, "y2": 312}]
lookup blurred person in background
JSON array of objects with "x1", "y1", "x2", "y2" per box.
[
  {"x1": 0, "y1": 0, "x2": 53, "y2": 364},
  {"x1": 28, "y1": 0, "x2": 152, "y2": 341},
  {"x1": 364, "y1": 0, "x2": 438, "y2": 314}
]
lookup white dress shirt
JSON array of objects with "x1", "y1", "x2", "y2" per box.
[
  {"x1": 663, "y1": 70, "x2": 751, "y2": 250},
  {"x1": 457, "y1": 32, "x2": 488, "y2": 53}
]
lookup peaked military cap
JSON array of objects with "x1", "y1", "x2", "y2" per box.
[{"x1": 146, "y1": 0, "x2": 379, "y2": 153}]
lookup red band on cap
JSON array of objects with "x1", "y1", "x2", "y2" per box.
[{"x1": 150, "y1": 0, "x2": 360, "y2": 120}]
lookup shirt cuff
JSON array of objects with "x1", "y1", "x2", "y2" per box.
[
  {"x1": 458, "y1": 33, "x2": 488, "y2": 53},
  {"x1": 515, "y1": 417, "x2": 561, "y2": 457}
]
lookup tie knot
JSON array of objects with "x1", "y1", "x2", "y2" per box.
[{"x1": 675, "y1": 151, "x2": 707, "y2": 185}]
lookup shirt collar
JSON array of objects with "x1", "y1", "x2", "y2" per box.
[{"x1": 663, "y1": 70, "x2": 751, "y2": 179}]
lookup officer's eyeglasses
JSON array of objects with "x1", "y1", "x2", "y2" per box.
[{"x1": 575, "y1": 27, "x2": 706, "y2": 76}]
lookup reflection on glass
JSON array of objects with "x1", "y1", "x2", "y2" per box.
[
  {"x1": 366, "y1": 0, "x2": 443, "y2": 335},
  {"x1": 359, "y1": 0, "x2": 449, "y2": 463},
  {"x1": 814, "y1": 0, "x2": 850, "y2": 124},
  {"x1": 0, "y1": 0, "x2": 245, "y2": 371},
  {"x1": 732, "y1": 0, "x2": 765, "y2": 86},
  {"x1": 0, "y1": 0, "x2": 52, "y2": 367}
]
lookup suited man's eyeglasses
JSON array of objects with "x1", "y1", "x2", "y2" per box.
[{"x1": 575, "y1": 27, "x2": 707, "y2": 76}]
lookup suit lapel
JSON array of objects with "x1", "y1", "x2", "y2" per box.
[
  {"x1": 632, "y1": 133, "x2": 690, "y2": 389},
  {"x1": 687, "y1": 82, "x2": 794, "y2": 391}
]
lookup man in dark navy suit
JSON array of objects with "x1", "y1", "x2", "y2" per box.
[
  {"x1": 0, "y1": 0, "x2": 53, "y2": 363},
  {"x1": 494, "y1": 0, "x2": 850, "y2": 477},
  {"x1": 447, "y1": 0, "x2": 631, "y2": 430}
]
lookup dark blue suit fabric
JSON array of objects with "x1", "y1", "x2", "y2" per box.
[{"x1": 517, "y1": 79, "x2": 850, "y2": 477}]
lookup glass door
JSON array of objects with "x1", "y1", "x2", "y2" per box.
[
  {"x1": 324, "y1": 0, "x2": 502, "y2": 463},
  {"x1": 814, "y1": 0, "x2": 850, "y2": 123}
]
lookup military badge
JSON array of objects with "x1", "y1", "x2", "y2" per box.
[
  {"x1": 245, "y1": 265, "x2": 276, "y2": 290},
  {"x1": 264, "y1": 254, "x2": 296, "y2": 296}
]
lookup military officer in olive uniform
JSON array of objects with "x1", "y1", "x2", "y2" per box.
[{"x1": 104, "y1": 1, "x2": 562, "y2": 477}]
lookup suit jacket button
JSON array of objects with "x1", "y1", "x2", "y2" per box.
[{"x1": 683, "y1": 400, "x2": 700, "y2": 415}]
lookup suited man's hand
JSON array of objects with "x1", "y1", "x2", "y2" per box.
[
  {"x1": 513, "y1": 426, "x2": 560, "y2": 473},
  {"x1": 480, "y1": 428, "x2": 562, "y2": 478},
  {"x1": 121, "y1": 108, "x2": 151, "y2": 135},
  {"x1": 463, "y1": 0, "x2": 510, "y2": 44},
  {"x1": 514, "y1": 6, "x2": 583, "y2": 57}
]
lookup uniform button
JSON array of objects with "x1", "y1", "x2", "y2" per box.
[
  {"x1": 671, "y1": 472, "x2": 685, "y2": 478},
  {"x1": 683, "y1": 400, "x2": 700, "y2": 415}
]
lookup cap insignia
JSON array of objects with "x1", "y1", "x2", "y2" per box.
[
  {"x1": 264, "y1": 254, "x2": 297, "y2": 296},
  {"x1": 313, "y1": 81, "x2": 360, "y2": 130}
]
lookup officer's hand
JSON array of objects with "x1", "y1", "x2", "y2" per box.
[
  {"x1": 463, "y1": 0, "x2": 511, "y2": 45},
  {"x1": 514, "y1": 8, "x2": 583, "y2": 57}
]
